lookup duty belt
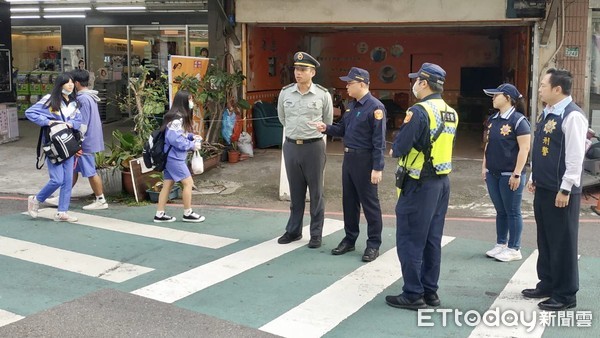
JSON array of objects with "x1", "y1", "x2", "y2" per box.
[{"x1": 344, "y1": 147, "x2": 371, "y2": 154}]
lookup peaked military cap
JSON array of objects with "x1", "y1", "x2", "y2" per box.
[
  {"x1": 294, "y1": 51, "x2": 320, "y2": 68},
  {"x1": 408, "y1": 62, "x2": 446, "y2": 85}
]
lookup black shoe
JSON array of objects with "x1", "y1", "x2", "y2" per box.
[
  {"x1": 153, "y1": 214, "x2": 176, "y2": 223},
  {"x1": 522, "y1": 288, "x2": 552, "y2": 299},
  {"x1": 277, "y1": 232, "x2": 302, "y2": 244},
  {"x1": 362, "y1": 248, "x2": 379, "y2": 262},
  {"x1": 182, "y1": 212, "x2": 205, "y2": 223},
  {"x1": 385, "y1": 294, "x2": 427, "y2": 311},
  {"x1": 424, "y1": 292, "x2": 441, "y2": 307},
  {"x1": 308, "y1": 236, "x2": 322, "y2": 248},
  {"x1": 331, "y1": 241, "x2": 355, "y2": 255},
  {"x1": 538, "y1": 298, "x2": 576, "y2": 311}
]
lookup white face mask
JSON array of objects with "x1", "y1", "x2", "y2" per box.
[
  {"x1": 188, "y1": 100, "x2": 194, "y2": 110},
  {"x1": 62, "y1": 89, "x2": 73, "y2": 96},
  {"x1": 411, "y1": 80, "x2": 422, "y2": 99}
]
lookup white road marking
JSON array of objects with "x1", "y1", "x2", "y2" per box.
[
  {"x1": 30, "y1": 208, "x2": 237, "y2": 249},
  {"x1": 468, "y1": 250, "x2": 545, "y2": 338},
  {"x1": 0, "y1": 309, "x2": 24, "y2": 327},
  {"x1": 132, "y1": 218, "x2": 345, "y2": 303},
  {"x1": 260, "y1": 236, "x2": 456, "y2": 338},
  {"x1": 0, "y1": 236, "x2": 154, "y2": 283}
]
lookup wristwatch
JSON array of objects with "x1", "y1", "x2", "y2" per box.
[
  {"x1": 512, "y1": 173, "x2": 520, "y2": 179},
  {"x1": 560, "y1": 189, "x2": 571, "y2": 196}
]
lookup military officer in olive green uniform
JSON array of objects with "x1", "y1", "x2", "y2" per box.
[{"x1": 277, "y1": 51, "x2": 333, "y2": 249}]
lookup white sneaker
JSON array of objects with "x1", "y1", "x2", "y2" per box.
[
  {"x1": 54, "y1": 212, "x2": 78, "y2": 222},
  {"x1": 27, "y1": 195, "x2": 39, "y2": 218},
  {"x1": 45, "y1": 196, "x2": 59, "y2": 206},
  {"x1": 495, "y1": 248, "x2": 522, "y2": 262},
  {"x1": 485, "y1": 243, "x2": 507, "y2": 258},
  {"x1": 83, "y1": 200, "x2": 108, "y2": 210}
]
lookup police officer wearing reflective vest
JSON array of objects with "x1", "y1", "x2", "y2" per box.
[
  {"x1": 522, "y1": 69, "x2": 587, "y2": 311},
  {"x1": 313, "y1": 67, "x2": 386, "y2": 262},
  {"x1": 277, "y1": 51, "x2": 333, "y2": 248},
  {"x1": 386, "y1": 63, "x2": 458, "y2": 310}
]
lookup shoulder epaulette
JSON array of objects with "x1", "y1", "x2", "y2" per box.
[
  {"x1": 315, "y1": 84, "x2": 328, "y2": 92},
  {"x1": 282, "y1": 83, "x2": 294, "y2": 90}
]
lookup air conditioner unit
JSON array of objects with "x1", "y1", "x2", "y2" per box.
[{"x1": 506, "y1": 0, "x2": 547, "y2": 18}]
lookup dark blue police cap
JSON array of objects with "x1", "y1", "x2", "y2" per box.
[
  {"x1": 408, "y1": 62, "x2": 446, "y2": 85},
  {"x1": 339, "y1": 67, "x2": 370, "y2": 84},
  {"x1": 294, "y1": 51, "x2": 320, "y2": 68},
  {"x1": 483, "y1": 83, "x2": 522, "y2": 100}
]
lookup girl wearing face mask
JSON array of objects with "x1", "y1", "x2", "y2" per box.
[
  {"x1": 153, "y1": 89, "x2": 205, "y2": 223},
  {"x1": 26, "y1": 73, "x2": 82, "y2": 222}
]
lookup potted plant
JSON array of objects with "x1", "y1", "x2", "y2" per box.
[
  {"x1": 94, "y1": 151, "x2": 122, "y2": 195},
  {"x1": 227, "y1": 142, "x2": 241, "y2": 163},
  {"x1": 145, "y1": 173, "x2": 181, "y2": 203}
]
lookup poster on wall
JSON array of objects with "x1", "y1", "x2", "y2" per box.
[
  {"x1": 167, "y1": 55, "x2": 210, "y2": 136},
  {"x1": 61, "y1": 45, "x2": 85, "y2": 73},
  {"x1": 0, "y1": 49, "x2": 12, "y2": 93}
]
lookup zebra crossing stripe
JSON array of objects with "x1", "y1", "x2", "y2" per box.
[
  {"x1": 29, "y1": 208, "x2": 238, "y2": 249},
  {"x1": 132, "y1": 218, "x2": 345, "y2": 303},
  {"x1": 0, "y1": 309, "x2": 23, "y2": 327},
  {"x1": 0, "y1": 236, "x2": 154, "y2": 283},
  {"x1": 260, "y1": 236, "x2": 456, "y2": 338},
  {"x1": 468, "y1": 250, "x2": 545, "y2": 338}
]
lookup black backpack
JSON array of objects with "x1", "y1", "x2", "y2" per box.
[
  {"x1": 143, "y1": 129, "x2": 172, "y2": 172},
  {"x1": 35, "y1": 110, "x2": 82, "y2": 169}
]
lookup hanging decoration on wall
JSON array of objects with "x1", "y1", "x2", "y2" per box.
[
  {"x1": 390, "y1": 44, "x2": 404, "y2": 58},
  {"x1": 379, "y1": 65, "x2": 397, "y2": 83},
  {"x1": 370, "y1": 47, "x2": 386, "y2": 62},
  {"x1": 356, "y1": 42, "x2": 369, "y2": 54}
]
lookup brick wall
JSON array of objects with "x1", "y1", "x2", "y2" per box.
[{"x1": 554, "y1": 0, "x2": 589, "y2": 106}]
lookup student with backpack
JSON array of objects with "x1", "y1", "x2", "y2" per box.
[
  {"x1": 46, "y1": 69, "x2": 108, "y2": 210},
  {"x1": 154, "y1": 90, "x2": 204, "y2": 223},
  {"x1": 26, "y1": 73, "x2": 82, "y2": 222}
]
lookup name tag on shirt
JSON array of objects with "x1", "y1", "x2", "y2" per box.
[{"x1": 443, "y1": 112, "x2": 456, "y2": 123}]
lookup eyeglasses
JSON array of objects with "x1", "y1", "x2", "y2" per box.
[{"x1": 346, "y1": 81, "x2": 360, "y2": 86}]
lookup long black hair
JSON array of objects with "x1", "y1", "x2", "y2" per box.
[
  {"x1": 161, "y1": 90, "x2": 193, "y2": 132},
  {"x1": 44, "y1": 72, "x2": 77, "y2": 112}
]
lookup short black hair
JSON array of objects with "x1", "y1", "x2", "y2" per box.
[
  {"x1": 419, "y1": 77, "x2": 444, "y2": 93},
  {"x1": 71, "y1": 68, "x2": 90, "y2": 87},
  {"x1": 546, "y1": 68, "x2": 572, "y2": 95}
]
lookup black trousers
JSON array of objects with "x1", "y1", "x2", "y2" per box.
[
  {"x1": 533, "y1": 187, "x2": 580, "y2": 304},
  {"x1": 341, "y1": 151, "x2": 382, "y2": 249},
  {"x1": 282, "y1": 139, "x2": 326, "y2": 237}
]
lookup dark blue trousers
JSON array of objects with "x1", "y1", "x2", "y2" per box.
[
  {"x1": 341, "y1": 151, "x2": 383, "y2": 249},
  {"x1": 395, "y1": 175, "x2": 450, "y2": 299},
  {"x1": 533, "y1": 187, "x2": 579, "y2": 304}
]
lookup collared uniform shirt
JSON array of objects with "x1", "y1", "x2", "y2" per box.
[
  {"x1": 277, "y1": 82, "x2": 333, "y2": 139},
  {"x1": 325, "y1": 92, "x2": 386, "y2": 170},
  {"x1": 391, "y1": 93, "x2": 439, "y2": 157},
  {"x1": 484, "y1": 107, "x2": 530, "y2": 175},
  {"x1": 531, "y1": 96, "x2": 587, "y2": 191}
]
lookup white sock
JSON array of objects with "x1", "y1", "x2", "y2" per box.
[
  {"x1": 96, "y1": 194, "x2": 106, "y2": 202},
  {"x1": 155, "y1": 210, "x2": 165, "y2": 217},
  {"x1": 184, "y1": 208, "x2": 193, "y2": 216}
]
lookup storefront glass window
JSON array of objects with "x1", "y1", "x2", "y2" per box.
[
  {"x1": 129, "y1": 26, "x2": 186, "y2": 79},
  {"x1": 11, "y1": 26, "x2": 62, "y2": 72},
  {"x1": 189, "y1": 25, "x2": 209, "y2": 57}
]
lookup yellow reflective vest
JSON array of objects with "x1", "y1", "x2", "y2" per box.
[{"x1": 399, "y1": 99, "x2": 458, "y2": 179}]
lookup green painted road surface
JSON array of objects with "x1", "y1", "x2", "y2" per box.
[{"x1": 0, "y1": 206, "x2": 598, "y2": 337}]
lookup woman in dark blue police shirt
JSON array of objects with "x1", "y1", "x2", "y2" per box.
[{"x1": 481, "y1": 83, "x2": 531, "y2": 262}]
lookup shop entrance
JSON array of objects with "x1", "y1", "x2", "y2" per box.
[{"x1": 245, "y1": 24, "x2": 532, "y2": 157}]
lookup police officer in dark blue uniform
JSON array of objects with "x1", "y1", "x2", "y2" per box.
[
  {"x1": 313, "y1": 67, "x2": 386, "y2": 262},
  {"x1": 386, "y1": 63, "x2": 458, "y2": 310}
]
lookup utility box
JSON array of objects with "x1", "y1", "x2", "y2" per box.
[{"x1": 0, "y1": 103, "x2": 19, "y2": 144}]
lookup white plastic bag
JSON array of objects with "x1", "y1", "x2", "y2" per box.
[
  {"x1": 191, "y1": 150, "x2": 204, "y2": 174},
  {"x1": 238, "y1": 131, "x2": 254, "y2": 157}
]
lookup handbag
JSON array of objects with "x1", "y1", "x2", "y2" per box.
[{"x1": 191, "y1": 150, "x2": 204, "y2": 174}]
